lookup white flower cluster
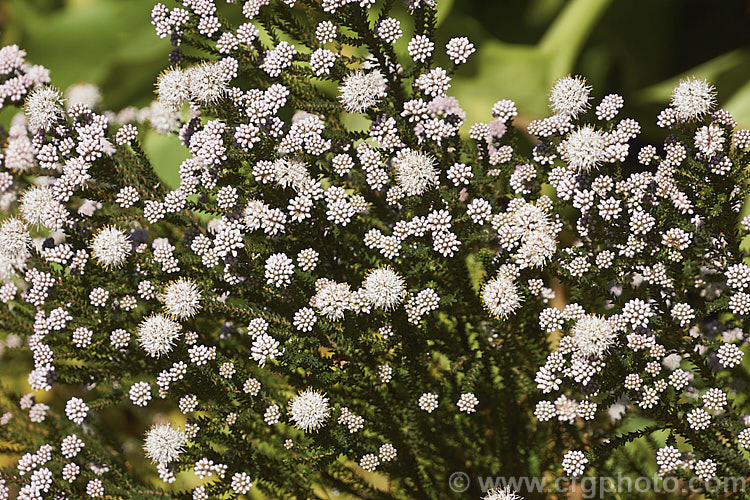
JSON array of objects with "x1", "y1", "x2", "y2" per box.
[{"x1": 0, "y1": 0, "x2": 748, "y2": 497}]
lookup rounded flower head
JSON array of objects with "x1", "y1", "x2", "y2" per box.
[
  {"x1": 188, "y1": 62, "x2": 228, "y2": 104},
  {"x1": 288, "y1": 389, "x2": 330, "y2": 432},
  {"x1": 362, "y1": 266, "x2": 407, "y2": 310},
  {"x1": 20, "y1": 186, "x2": 53, "y2": 227},
  {"x1": 91, "y1": 227, "x2": 131, "y2": 268},
  {"x1": 515, "y1": 230, "x2": 557, "y2": 268},
  {"x1": 163, "y1": 278, "x2": 202, "y2": 319},
  {"x1": 559, "y1": 126, "x2": 606, "y2": 172},
  {"x1": 66, "y1": 82, "x2": 101, "y2": 109},
  {"x1": 393, "y1": 149, "x2": 438, "y2": 196},
  {"x1": 273, "y1": 158, "x2": 309, "y2": 190},
  {"x1": 338, "y1": 70, "x2": 387, "y2": 113},
  {"x1": 143, "y1": 423, "x2": 186, "y2": 464},
  {"x1": 562, "y1": 450, "x2": 588, "y2": 477},
  {"x1": 157, "y1": 67, "x2": 190, "y2": 110},
  {"x1": 671, "y1": 77, "x2": 715, "y2": 121},
  {"x1": 138, "y1": 314, "x2": 181, "y2": 358},
  {"x1": 311, "y1": 279, "x2": 351, "y2": 320},
  {"x1": 0, "y1": 218, "x2": 30, "y2": 261},
  {"x1": 484, "y1": 487, "x2": 522, "y2": 500},
  {"x1": 549, "y1": 75, "x2": 591, "y2": 118},
  {"x1": 482, "y1": 274, "x2": 521, "y2": 318},
  {"x1": 571, "y1": 314, "x2": 616, "y2": 357},
  {"x1": 25, "y1": 86, "x2": 64, "y2": 134}
]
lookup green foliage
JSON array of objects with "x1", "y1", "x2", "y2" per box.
[{"x1": 0, "y1": 1, "x2": 749, "y2": 499}]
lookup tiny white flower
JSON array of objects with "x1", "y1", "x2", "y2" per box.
[
  {"x1": 25, "y1": 86, "x2": 64, "y2": 133},
  {"x1": 157, "y1": 67, "x2": 190, "y2": 110},
  {"x1": 571, "y1": 314, "x2": 616, "y2": 357},
  {"x1": 549, "y1": 75, "x2": 591, "y2": 118},
  {"x1": 362, "y1": 266, "x2": 407, "y2": 310},
  {"x1": 163, "y1": 278, "x2": 202, "y2": 319},
  {"x1": 138, "y1": 314, "x2": 181, "y2": 358},
  {"x1": 91, "y1": 227, "x2": 131, "y2": 268},
  {"x1": 338, "y1": 70, "x2": 387, "y2": 113},
  {"x1": 671, "y1": 77, "x2": 715, "y2": 120},
  {"x1": 393, "y1": 149, "x2": 438, "y2": 196},
  {"x1": 143, "y1": 423, "x2": 186, "y2": 464},
  {"x1": 288, "y1": 390, "x2": 330, "y2": 432},
  {"x1": 482, "y1": 274, "x2": 521, "y2": 318}
]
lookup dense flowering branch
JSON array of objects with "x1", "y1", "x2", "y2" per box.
[{"x1": 0, "y1": 0, "x2": 749, "y2": 499}]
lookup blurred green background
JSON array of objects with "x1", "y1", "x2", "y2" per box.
[{"x1": 2, "y1": 0, "x2": 750, "y2": 135}]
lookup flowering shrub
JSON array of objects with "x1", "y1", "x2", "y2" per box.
[{"x1": 1, "y1": 0, "x2": 750, "y2": 499}]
